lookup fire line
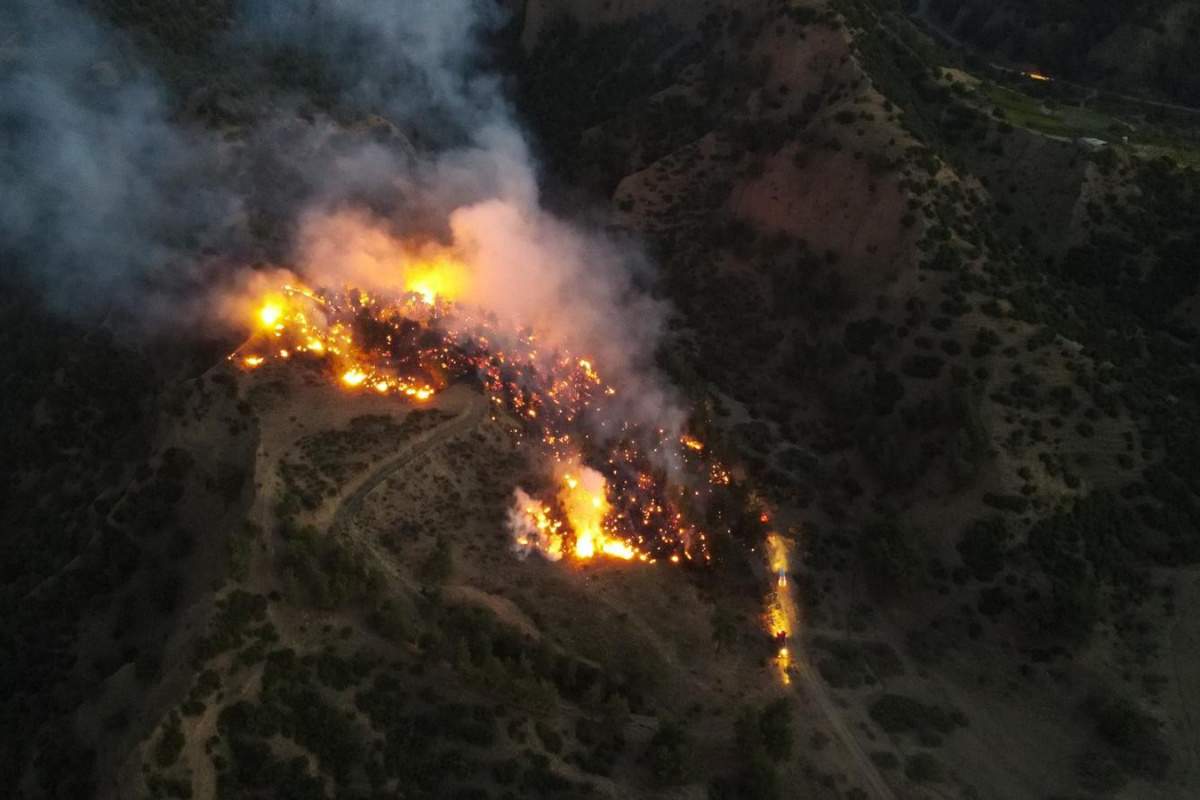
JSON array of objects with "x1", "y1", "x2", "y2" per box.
[{"x1": 228, "y1": 273, "x2": 723, "y2": 566}]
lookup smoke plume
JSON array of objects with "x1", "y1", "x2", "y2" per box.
[
  {"x1": 231, "y1": 0, "x2": 683, "y2": 433},
  {"x1": 234, "y1": 0, "x2": 510, "y2": 146},
  {"x1": 3, "y1": 0, "x2": 683, "y2": 434},
  {"x1": 0, "y1": 0, "x2": 242, "y2": 318}
]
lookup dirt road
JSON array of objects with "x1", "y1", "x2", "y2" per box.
[
  {"x1": 793, "y1": 648, "x2": 898, "y2": 800},
  {"x1": 328, "y1": 391, "x2": 488, "y2": 540},
  {"x1": 770, "y1": 534, "x2": 896, "y2": 800}
]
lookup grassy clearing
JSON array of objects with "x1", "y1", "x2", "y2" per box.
[
  {"x1": 973, "y1": 81, "x2": 1200, "y2": 169},
  {"x1": 1135, "y1": 142, "x2": 1200, "y2": 170},
  {"x1": 982, "y1": 84, "x2": 1119, "y2": 141}
]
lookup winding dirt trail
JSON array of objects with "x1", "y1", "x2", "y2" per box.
[
  {"x1": 792, "y1": 650, "x2": 897, "y2": 800},
  {"x1": 329, "y1": 392, "x2": 488, "y2": 541}
]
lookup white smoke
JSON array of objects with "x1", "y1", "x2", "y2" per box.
[
  {"x1": 0, "y1": 0, "x2": 243, "y2": 317},
  {"x1": 507, "y1": 488, "x2": 563, "y2": 562}
]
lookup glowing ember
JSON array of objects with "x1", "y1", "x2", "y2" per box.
[
  {"x1": 342, "y1": 369, "x2": 367, "y2": 387},
  {"x1": 578, "y1": 359, "x2": 599, "y2": 383},
  {"x1": 709, "y1": 463, "x2": 731, "y2": 486}
]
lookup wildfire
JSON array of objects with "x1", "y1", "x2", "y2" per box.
[
  {"x1": 222, "y1": 216, "x2": 803, "y2": 693},
  {"x1": 227, "y1": 255, "x2": 823, "y2": 681},
  {"x1": 766, "y1": 532, "x2": 796, "y2": 685},
  {"x1": 1023, "y1": 71, "x2": 1051, "y2": 82},
  {"x1": 234, "y1": 282, "x2": 442, "y2": 404},
  {"x1": 508, "y1": 463, "x2": 647, "y2": 562},
  {"x1": 559, "y1": 466, "x2": 639, "y2": 561},
  {"x1": 228, "y1": 268, "x2": 728, "y2": 567}
]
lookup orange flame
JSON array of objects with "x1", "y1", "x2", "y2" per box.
[
  {"x1": 558, "y1": 464, "x2": 637, "y2": 561},
  {"x1": 404, "y1": 258, "x2": 467, "y2": 306}
]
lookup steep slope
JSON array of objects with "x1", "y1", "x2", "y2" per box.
[{"x1": 520, "y1": 0, "x2": 1200, "y2": 797}]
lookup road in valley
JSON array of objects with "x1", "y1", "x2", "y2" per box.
[{"x1": 768, "y1": 534, "x2": 897, "y2": 800}]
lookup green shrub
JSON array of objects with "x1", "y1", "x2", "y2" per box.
[
  {"x1": 759, "y1": 699, "x2": 793, "y2": 762},
  {"x1": 1085, "y1": 692, "x2": 1170, "y2": 780},
  {"x1": 982, "y1": 493, "x2": 1028, "y2": 514},
  {"x1": 869, "y1": 694, "x2": 965, "y2": 745},
  {"x1": 421, "y1": 535, "x2": 456, "y2": 585},
  {"x1": 645, "y1": 720, "x2": 690, "y2": 785},
  {"x1": 957, "y1": 517, "x2": 1009, "y2": 581},
  {"x1": 859, "y1": 518, "x2": 923, "y2": 592},
  {"x1": 905, "y1": 752, "x2": 943, "y2": 783},
  {"x1": 901, "y1": 354, "x2": 945, "y2": 380},
  {"x1": 154, "y1": 713, "x2": 186, "y2": 767}
]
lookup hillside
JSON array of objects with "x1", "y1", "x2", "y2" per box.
[
  {"x1": 520, "y1": 0, "x2": 1200, "y2": 796},
  {"x1": 911, "y1": 0, "x2": 1200, "y2": 107},
  {"x1": 3, "y1": 1, "x2": 1200, "y2": 799}
]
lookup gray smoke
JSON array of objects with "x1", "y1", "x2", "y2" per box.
[
  {"x1": 0, "y1": 0, "x2": 242, "y2": 317},
  {"x1": 235, "y1": 0, "x2": 510, "y2": 146},
  {"x1": 230, "y1": 0, "x2": 536, "y2": 223}
]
